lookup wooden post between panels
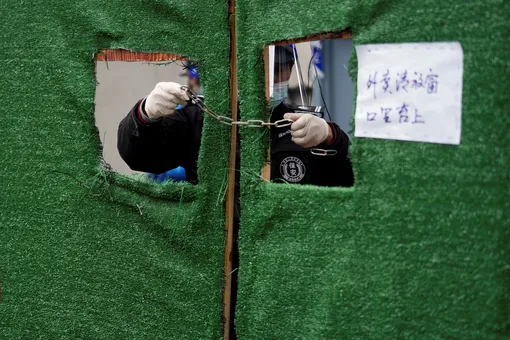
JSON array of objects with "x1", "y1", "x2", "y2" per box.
[{"x1": 223, "y1": 0, "x2": 238, "y2": 338}]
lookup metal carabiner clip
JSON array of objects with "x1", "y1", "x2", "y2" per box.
[{"x1": 310, "y1": 148, "x2": 338, "y2": 156}]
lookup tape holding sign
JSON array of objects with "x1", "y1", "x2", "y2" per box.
[{"x1": 354, "y1": 42, "x2": 464, "y2": 145}]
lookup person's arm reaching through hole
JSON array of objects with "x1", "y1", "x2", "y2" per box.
[{"x1": 117, "y1": 82, "x2": 202, "y2": 179}]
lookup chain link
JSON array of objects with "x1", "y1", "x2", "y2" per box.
[
  {"x1": 271, "y1": 119, "x2": 294, "y2": 128},
  {"x1": 217, "y1": 116, "x2": 234, "y2": 125},
  {"x1": 310, "y1": 148, "x2": 338, "y2": 156},
  {"x1": 182, "y1": 86, "x2": 336, "y2": 156}
]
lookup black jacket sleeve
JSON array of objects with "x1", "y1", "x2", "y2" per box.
[
  {"x1": 117, "y1": 100, "x2": 195, "y2": 175},
  {"x1": 319, "y1": 122, "x2": 350, "y2": 159},
  {"x1": 313, "y1": 121, "x2": 354, "y2": 187}
]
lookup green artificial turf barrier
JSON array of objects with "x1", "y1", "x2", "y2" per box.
[
  {"x1": 1, "y1": 0, "x2": 509, "y2": 338},
  {"x1": 235, "y1": 0, "x2": 510, "y2": 338},
  {"x1": 0, "y1": 0, "x2": 230, "y2": 338}
]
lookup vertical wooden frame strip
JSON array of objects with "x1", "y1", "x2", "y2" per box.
[
  {"x1": 223, "y1": 0, "x2": 238, "y2": 338},
  {"x1": 260, "y1": 46, "x2": 271, "y2": 181}
]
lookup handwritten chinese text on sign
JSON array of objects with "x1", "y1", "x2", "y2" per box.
[{"x1": 354, "y1": 42, "x2": 463, "y2": 145}]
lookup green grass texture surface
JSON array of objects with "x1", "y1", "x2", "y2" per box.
[
  {"x1": 0, "y1": 0, "x2": 230, "y2": 338},
  {"x1": 235, "y1": 0, "x2": 510, "y2": 339},
  {"x1": 0, "y1": 0, "x2": 509, "y2": 339}
]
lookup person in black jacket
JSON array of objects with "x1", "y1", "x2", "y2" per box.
[{"x1": 117, "y1": 46, "x2": 353, "y2": 187}]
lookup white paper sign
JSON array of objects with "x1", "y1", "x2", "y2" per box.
[{"x1": 354, "y1": 42, "x2": 463, "y2": 145}]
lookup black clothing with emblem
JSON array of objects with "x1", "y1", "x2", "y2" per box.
[
  {"x1": 269, "y1": 102, "x2": 354, "y2": 187},
  {"x1": 118, "y1": 100, "x2": 354, "y2": 187}
]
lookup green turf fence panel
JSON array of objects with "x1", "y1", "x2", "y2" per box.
[
  {"x1": 0, "y1": 1, "x2": 230, "y2": 338},
  {"x1": 236, "y1": 0, "x2": 510, "y2": 338}
]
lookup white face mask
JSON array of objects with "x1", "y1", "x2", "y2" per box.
[{"x1": 270, "y1": 81, "x2": 289, "y2": 108}]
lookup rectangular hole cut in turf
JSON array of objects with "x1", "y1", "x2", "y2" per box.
[
  {"x1": 262, "y1": 31, "x2": 355, "y2": 188},
  {"x1": 94, "y1": 49, "x2": 204, "y2": 185}
]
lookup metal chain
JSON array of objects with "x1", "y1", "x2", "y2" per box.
[
  {"x1": 182, "y1": 86, "x2": 294, "y2": 129},
  {"x1": 182, "y1": 86, "x2": 336, "y2": 156}
]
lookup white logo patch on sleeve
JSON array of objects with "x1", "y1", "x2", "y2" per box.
[{"x1": 280, "y1": 156, "x2": 306, "y2": 183}]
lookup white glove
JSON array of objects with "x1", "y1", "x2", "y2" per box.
[
  {"x1": 144, "y1": 82, "x2": 190, "y2": 120},
  {"x1": 283, "y1": 113, "x2": 330, "y2": 148}
]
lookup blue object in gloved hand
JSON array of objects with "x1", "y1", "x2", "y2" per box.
[{"x1": 147, "y1": 166, "x2": 187, "y2": 183}]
